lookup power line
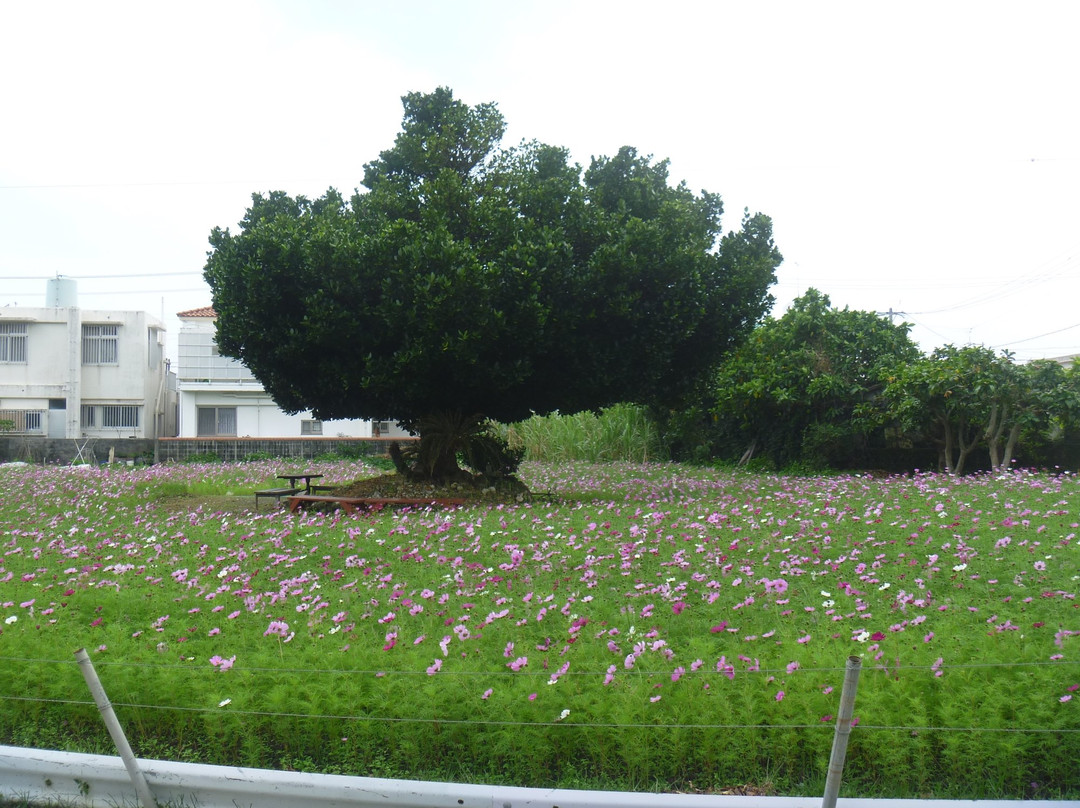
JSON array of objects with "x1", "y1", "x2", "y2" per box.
[
  {"x1": 5, "y1": 271, "x2": 201, "y2": 280},
  {"x1": 2, "y1": 694, "x2": 1075, "y2": 734},
  {"x1": 990, "y1": 321, "x2": 1080, "y2": 349}
]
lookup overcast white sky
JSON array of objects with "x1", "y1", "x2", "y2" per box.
[{"x1": 2, "y1": 0, "x2": 1078, "y2": 364}]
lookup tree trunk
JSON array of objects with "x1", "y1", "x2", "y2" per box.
[
  {"x1": 941, "y1": 415, "x2": 956, "y2": 474},
  {"x1": 1000, "y1": 423, "x2": 1022, "y2": 471}
]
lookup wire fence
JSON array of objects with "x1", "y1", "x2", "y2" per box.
[{"x1": 2, "y1": 653, "x2": 1076, "y2": 735}]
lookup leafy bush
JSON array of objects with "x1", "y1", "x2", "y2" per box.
[{"x1": 183, "y1": 451, "x2": 221, "y2": 463}]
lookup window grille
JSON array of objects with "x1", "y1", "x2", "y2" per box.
[
  {"x1": 81, "y1": 404, "x2": 141, "y2": 430},
  {"x1": 82, "y1": 324, "x2": 119, "y2": 364},
  {"x1": 301, "y1": 419, "x2": 323, "y2": 435},
  {"x1": 0, "y1": 322, "x2": 28, "y2": 363}
]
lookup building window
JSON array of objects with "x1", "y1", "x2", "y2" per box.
[
  {"x1": 103, "y1": 405, "x2": 140, "y2": 428},
  {"x1": 0, "y1": 409, "x2": 43, "y2": 433},
  {"x1": 82, "y1": 324, "x2": 119, "y2": 365},
  {"x1": 197, "y1": 406, "x2": 237, "y2": 436},
  {"x1": 301, "y1": 419, "x2": 323, "y2": 435},
  {"x1": 81, "y1": 404, "x2": 141, "y2": 430},
  {"x1": 0, "y1": 322, "x2": 28, "y2": 363},
  {"x1": 374, "y1": 421, "x2": 392, "y2": 436}
]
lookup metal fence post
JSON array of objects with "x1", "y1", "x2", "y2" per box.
[
  {"x1": 75, "y1": 648, "x2": 157, "y2": 808},
  {"x1": 822, "y1": 654, "x2": 862, "y2": 808}
]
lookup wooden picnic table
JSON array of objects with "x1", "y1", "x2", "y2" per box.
[
  {"x1": 277, "y1": 472, "x2": 324, "y2": 493},
  {"x1": 253, "y1": 472, "x2": 325, "y2": 508}
]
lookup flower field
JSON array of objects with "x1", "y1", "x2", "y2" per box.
[{"x1": 0, "y1": 459, "x2": 1077, "y2": 797}]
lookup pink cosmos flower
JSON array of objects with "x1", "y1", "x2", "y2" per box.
[
  {"x1": 507, "y1": 656, "x2": 528, "y2": 672},
  {"x1": 264, "y1": 620, "x2": 289, "y2": 637},
  {"x1": 209, "y1": 654, "x2": 235, "y2": 671},
  {"x1": 426, "y1": 659, "x2": 442, "y2": 675},
  {"x1": 775, "y1": 690, "x2": 785, "y2": 701},
  {"x1": 481, "y1": 688, "x2": 493, "y2": 700}
]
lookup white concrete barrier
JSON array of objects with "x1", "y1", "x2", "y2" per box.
[{"x1": 0, "y1": 745, "x2": 1072, "y2": 808}]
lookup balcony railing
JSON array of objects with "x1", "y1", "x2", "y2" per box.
[{"x1": 0, "y1": 409, "x2": 45, "y2": 435}]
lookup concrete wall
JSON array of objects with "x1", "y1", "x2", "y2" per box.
[
  {"x1": 157, "y1": 437, "x2": 412, "y2": 462},
  {"x1": 0, "y1": 435, "x2": 157, "y2": 464},
  {"x1": 0, "y1": 436, "x2": 414, "y2": 464}
]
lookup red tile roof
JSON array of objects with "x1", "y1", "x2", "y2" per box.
[{"x1": 177, "y1": 306, "x2": 217, "y2": 318}]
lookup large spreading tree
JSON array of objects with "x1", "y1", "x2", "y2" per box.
[{"x1": 204, "y1": 88, "x2": 782, "y2": 480}]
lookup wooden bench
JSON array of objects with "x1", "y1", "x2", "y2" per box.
[
  {"x1": 286, "y1": 494, "x2": 467, "y2": 514},
  {"x1": 254, "y1": 486, "x2": 303, "y2": 508}
]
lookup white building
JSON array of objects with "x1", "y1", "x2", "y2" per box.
[
  {"x1": 0, "y1": 279, "x2": 176, "y2": 439},
  {"x1": 176, "y1": 307, "x2": 407, "y2": 439}
]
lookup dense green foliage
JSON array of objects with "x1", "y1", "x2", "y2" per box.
[
  {"x1": 873, "y1": 345, "x2": 1080, "y2": 474},
  {"x1": 204, "y1": 88, "x2": 781, "y2": 479},
  {"x1": 710, "y1": 289, "x2": 920, "y2": 469},
  {"x1": 700, "y1": 292, "x2": 1080, "y2": 474}
]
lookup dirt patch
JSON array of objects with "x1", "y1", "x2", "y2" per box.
[
  {"x1": 332, "y1": 472, "x2": 531, "y2": 505},
  {"x1": 152, "y1": 473, "x2": 532, "y2": 516}
]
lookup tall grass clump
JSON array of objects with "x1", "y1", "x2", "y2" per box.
[{"x1": 500, "y1": 403, "x2": 659, "y2": 463}]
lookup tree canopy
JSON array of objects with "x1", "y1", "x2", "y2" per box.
[
  {"x1": 712, "y1": 289, "x2": 921, "y2": 469},
  {"x1": 204, "y1": 88, "x2": 782, "y2": 479},
  {"x1": 875, "y1": 345, "x2": 1080, "y2": 474}
]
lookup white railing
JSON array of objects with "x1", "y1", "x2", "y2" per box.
[{"x1": 4, "y1": 745, "x2": 1072, "y2": 808}]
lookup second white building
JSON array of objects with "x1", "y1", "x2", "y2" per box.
[{"x1": 176, "y1": 307, "x2": 407, "y2": 439}]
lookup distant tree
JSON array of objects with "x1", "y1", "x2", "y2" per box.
[
  {"x1": 712, "y1": 289, "x2": 920, "y2": 469},
  {"x1": 204, "y1": 88, "x2": 782, "y2": 482},
  {"x1": 875, "y1": 346, "x2": 1080, "y2": 474}
]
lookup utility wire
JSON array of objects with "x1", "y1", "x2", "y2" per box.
[
  {"x1": 3, "y1": 654, "x2": 1076, "y2": 676},
  {"x1": 1, "y1": 694, "x2": 1074, "y2": 734}
]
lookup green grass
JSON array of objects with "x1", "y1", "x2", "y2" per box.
[{"x1": 0, "y1": 461, "x2": 1077, "y2": 798}]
